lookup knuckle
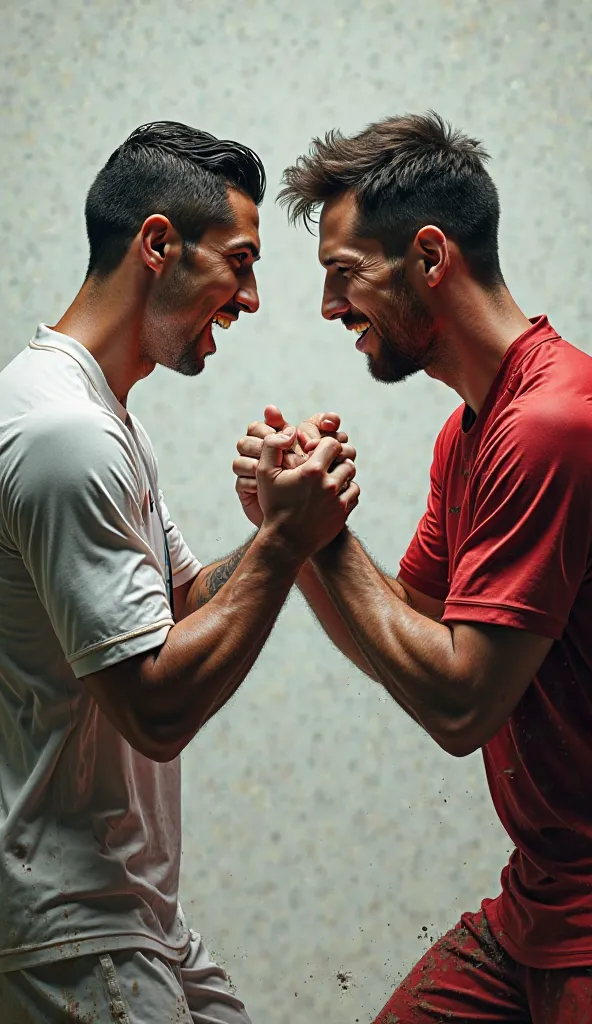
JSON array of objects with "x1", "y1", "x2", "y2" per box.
[{"x1": 302, "y1": 458, "x2": 321, "y2": 477}]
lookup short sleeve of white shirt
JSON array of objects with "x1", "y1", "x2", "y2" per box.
[
  {"x1": 5, "y1": 404, "x2": 187, "y2": 679},
  {"x1": 159, "y1": 491, "x2": 201, "y2": 589}
]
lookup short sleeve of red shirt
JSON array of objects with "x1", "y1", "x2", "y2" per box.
[
  {"x1": 443, "y1": 399, "x2": 592, "y2": 639},
  {"x1": 398, "y1": 409, "x2": 462, "y2": 602}
]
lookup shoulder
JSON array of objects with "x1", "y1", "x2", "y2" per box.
[
  {"x1": 10, "y1": 404, "x2": 141, "y2": 495},
  {"x1": 498, "y1": 389, "x2": 591, "y2": 465},
  {"x1": 478, "y1": 388, "x2": 592, "y2": 501}
]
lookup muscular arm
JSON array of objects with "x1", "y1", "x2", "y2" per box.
[
  {"x1": 311, "y1": 529, "x2": 552, "y2": 757},
  {"x1": 171, "y1": 537, "x2": 255, "y2": 723},
  {"x1": 233, "y1": 409, "x2": 443, "y2": 678},
  {"x1": 296, "y1": 543, "x2": 443, "y2": 681},
  {"x1": 85, "y1": 528, "x2": 299, "y2": 763},
  {"x1": 174, "y1": 536, "x2": 254, "y2": 619},
  {"x1": 82, "y1": 430, "x2": 358, "y2": 764}
]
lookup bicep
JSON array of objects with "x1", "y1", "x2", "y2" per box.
[
  {"x1": 444, "y1": 620, "x2": 553, "y2": 755},
  {"x1": 173, "y1": 569, "x2": 202, "y2": 620},
  {"x1": 82, "y1": 646, "x2": 170, "y2": 761},
  {"x1": 394, "y1": 575, "x2": 445, "y2": 621}
]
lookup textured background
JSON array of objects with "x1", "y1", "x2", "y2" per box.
[{"x1": 1, "y1": 1, "x2": 591, "y2": 1020}]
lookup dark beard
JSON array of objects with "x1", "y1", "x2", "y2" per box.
[
  {"x1": 175, "y1": 338, "x2": 204, "y2": 377},
  {"x1": 367, "y1": 343, "x2": 429, "y2": 384},
  {"x1": 367, "y1": 267, "x2": 439, "y2": 384}
]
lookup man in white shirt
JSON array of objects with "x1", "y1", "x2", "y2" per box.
[{"x1": 0, "y1": 121, "x2": 359, "y2": 1023}]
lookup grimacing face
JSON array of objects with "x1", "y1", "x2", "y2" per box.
[
  {"x1": 318, "y1": 191, "x2": 439, "y2": 383},
  {"x1": 141, "y1": 189, "x2": 261, "y2": 377}
]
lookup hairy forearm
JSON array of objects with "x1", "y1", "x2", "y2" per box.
[
  {"x1": 312, "y1": 529, "x2": 461, "y2": 738},
  {"x1": 297, "y1": 560, "x2": 379, "y2": 679},
  {"x1": 133, "y1": 528, "x2": 301, "y2": 757}
]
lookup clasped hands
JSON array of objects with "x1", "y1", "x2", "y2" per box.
[{"x1": 232, "y1": 405, "x2": 359, "y2": 557}]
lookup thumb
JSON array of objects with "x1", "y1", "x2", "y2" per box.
[
  {"x1": 264, "y1": 405, "x2": 288, "y2": 430},
  {"x1": 258, "y1": 427, "x2": 297, "y2": 474},
  {"x1": 318, "y1": 411, "x2": 340, "y2": 432}
]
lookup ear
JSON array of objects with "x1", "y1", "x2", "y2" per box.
[
  {"x1": 139, "y1": 215, "x2": 181, "y2": 274},
  {"x1": 411, "y1": 225, "x2": 450, "y2": 289}
]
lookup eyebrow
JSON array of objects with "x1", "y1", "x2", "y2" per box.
[{"x1": 321, "y1": 252, "x2": 355, "y2": 267}]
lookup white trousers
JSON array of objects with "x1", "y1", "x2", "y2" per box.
[{"x1": 0, "y1": 931, "x2": 252, "y2": 1024}]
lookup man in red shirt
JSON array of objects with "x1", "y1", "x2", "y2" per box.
[{"x1": 233, "y1": 112, "x2": 592, "y2": 1021}]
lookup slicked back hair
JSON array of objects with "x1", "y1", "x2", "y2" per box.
[{"x1": 85, "y1": 120, "x2": 266, "y2": 277}]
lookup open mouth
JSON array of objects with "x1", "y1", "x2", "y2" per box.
[
  {"x1": 343, "y1": 318, "x2": 372, "y2": 350},
  {"x1": 211, "y1": 313, "x2": 233, "y2": 330},
  {"x1": 210, "y1": 307, "x2": 239, "y2": 331},
  {"x1": 351, "y1": 321, "x2": 371, "y2": 341}
]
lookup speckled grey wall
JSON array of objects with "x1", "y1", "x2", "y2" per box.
[{"x1": 1, "y1": 1, "x2": 591, "y2": 1020}]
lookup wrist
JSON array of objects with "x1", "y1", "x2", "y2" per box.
[
  {"x1": 312, "y1": 526, "x2": 351, "y2": 570},
  {"x1": 256, "y1": 522, "x2": 309, "y2": 573}
]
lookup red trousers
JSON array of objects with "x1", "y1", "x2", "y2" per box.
[{"x1": 374, "y1": 908, "x2": 592, "y2": 1023}]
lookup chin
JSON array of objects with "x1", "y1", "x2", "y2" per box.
[
  {"x1": 367, "y1": 354, "x2": 421, "y2": 385},
  {"x1": 174, "y1": 354, "x2": 205, "y2": 377}
]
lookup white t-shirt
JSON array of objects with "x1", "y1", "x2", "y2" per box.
[{"x1": 0, "y1": 325, "x2": 202, "y2": 971}]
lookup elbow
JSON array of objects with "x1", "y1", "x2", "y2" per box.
[
  {"x1": 127, "y1": 712, "x2": 199, "y2": 764},
  {"x1": 429, "y1": 708, "x2": 487, "y2": 759},
  {"x1": 434, "y1": 730, "x2": 482, "y2": 758},
  {"x1": 126, "y1": 679, "x2": 206, "y2": 763},
  {"x1": 138, "y1": 738, "x2": 187, "y2": 764},
  {"x1": 126, "y1": 728, "x2": 188, "y2": 763}
]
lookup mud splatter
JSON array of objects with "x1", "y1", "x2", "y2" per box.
[{"x1": 337, "y1": 970, "x2": 353, "y2": 991}]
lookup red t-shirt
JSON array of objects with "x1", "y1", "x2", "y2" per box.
[{"x1": 399, "y1": 316, "x2": 592, "y2": 969}]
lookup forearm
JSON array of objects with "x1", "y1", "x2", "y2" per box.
[
  {"x1": 296, "y1": 559, "x2": 379, "y2": 679},
  {"x1": 183, "y1": 536, "x2": 255, "y2": 615},
  {"x1": 134, "y1": 527, "x2": 301, "y2": 757},
  {"x1": 313, "y1": 529, "x2": 461, "y2": 741}
]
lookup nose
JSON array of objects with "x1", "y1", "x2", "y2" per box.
[
  {"x1": 235, "y1": 272, "x2": 260, "y2": 315},
  {"x1": 322, "y1": 279, "x2": 350, "y2": 322}
]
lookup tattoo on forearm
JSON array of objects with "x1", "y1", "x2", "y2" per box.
[
  {"x1": 206, "y1": 544, "x2": 249, "y2": 597},
  {"x1": 193, "y1": 540, "x2": 253, "y2": 610}
]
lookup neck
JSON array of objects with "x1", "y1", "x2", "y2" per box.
[
  {"x1": 52, "y1": 265, "x2": 154, "y2": 405},
  {"x1": 428, "y1": 281, "x2": 532, "y2": 414}
]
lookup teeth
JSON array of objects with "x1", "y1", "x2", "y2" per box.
[
  {"x1": 353, "y1": 322, "x2": 371, "y2": 334},
  {"x1": 213, "y1": 315, "x2": 232, "y2": 329}
]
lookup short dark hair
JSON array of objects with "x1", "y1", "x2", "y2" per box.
[
  {"x1": 85, "y1": 120, "x2": 266, "y2": 276},
  {"x1": 279, "y1": 111, "x2": 502, "y2": 286}
]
